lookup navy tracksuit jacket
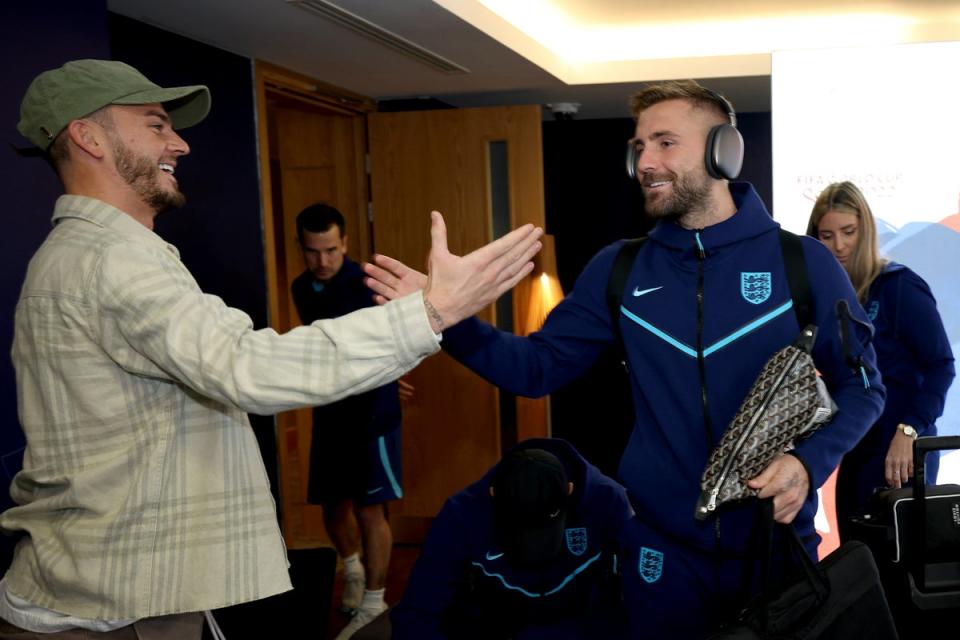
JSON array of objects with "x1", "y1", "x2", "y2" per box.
[
  {"x1": 440, "y1": 183, "x2": 885, "y2": 559},
  {"x1": 391, "y1": 438, "x2": 633, "y2": 640},
  {"x1": 290, "y1": 257, "x2": 401, "y2": 438},
  {"x1": 836, "y1": 261, "x2": 955, "y2": 521}
]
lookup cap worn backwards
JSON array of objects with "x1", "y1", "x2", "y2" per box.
[{"x1": 17, "y1": 59, "x2": 211, "y2": 151}]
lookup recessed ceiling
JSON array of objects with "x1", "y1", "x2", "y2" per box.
[
  {"x1": 448, "y1": 0, "x2": 958, "y2": 80},
  {"x1": 106, "y1": 0, "x2": 960, "y2": 118}
]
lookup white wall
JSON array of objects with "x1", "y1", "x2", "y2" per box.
[{"x1": 772, "y1": 41, "x2": 960, "y2": 483}]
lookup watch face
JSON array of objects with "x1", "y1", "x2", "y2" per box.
[{"x1": 901, "y1": 425, "x2": 917, "y2": 437}]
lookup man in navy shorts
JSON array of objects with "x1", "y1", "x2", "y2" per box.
[{"x1": 291, "y1": 203, "x2": 406, "y2": 640}]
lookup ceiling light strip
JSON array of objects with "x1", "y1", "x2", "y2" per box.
[{"x1": 286, "y1": 0, "x2": 469, "y2": 74}]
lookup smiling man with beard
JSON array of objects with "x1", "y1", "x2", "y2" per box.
[
  {"x1": 0, "y1": 59, "x2": 543, "y2": 640},
  {"x1": 105, "y1": 108, "x2": 187, "y2": 214},
  {"x1": 629, "y1": 89, "x2": 728, "y2": 226},
  {"x1": 363, "y1": 80, "x2": 886, "y2": 638}
]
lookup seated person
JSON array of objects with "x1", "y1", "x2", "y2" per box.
[{"x1": 391, "y1": 439, "x2": 633, "y2": 640}]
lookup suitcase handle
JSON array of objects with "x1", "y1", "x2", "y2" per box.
[
  {"x1": 911, "y1": 435, "x2": 960, "y2": 590},
  {"x1": 913, "y1": 435, "x2": 960, "y2": 494}
]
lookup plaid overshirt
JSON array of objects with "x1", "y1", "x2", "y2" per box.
[{"x1": 1, "y1": 195, "x2": 439, "y2": 619}]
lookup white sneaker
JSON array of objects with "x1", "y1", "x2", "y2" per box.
[
  {"x1": 340, "y1": 572, "x2": 365, "y2": 612},
  {"x1": 334, "y1": 604, "x2": 387, "y2": 640}
]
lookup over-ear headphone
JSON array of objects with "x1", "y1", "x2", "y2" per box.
[
  {"x1": 703, "y1": 123, "x2": 743, "y2": 180},
  {"x1": 625, "y1": 88, "x2": 744, "y2": 182}
]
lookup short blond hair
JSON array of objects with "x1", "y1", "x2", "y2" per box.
[{"x1": 629, "y1": 80, "x2": 736, "y2": 127}]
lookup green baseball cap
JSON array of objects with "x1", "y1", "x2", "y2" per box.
[{"x1": 17, "y1": 59, "x2": 211, "y2": 151}]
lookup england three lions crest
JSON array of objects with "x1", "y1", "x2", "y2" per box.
[
  {"x1": 638, "y1": 546, "x2": 664, "y2": 583},
  {"x1": 565, "y1": 527, "x2": 588, "y2": 556},
  {"x1": 741, "y1": 272, "x2": 772, "y2": 304}
]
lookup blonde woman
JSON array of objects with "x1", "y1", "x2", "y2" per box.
[{"x1": 807, "y1": 181, "x2": 955, "y2": 540}]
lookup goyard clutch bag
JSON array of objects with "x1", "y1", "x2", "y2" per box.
[{"x1": 695, "y1": 326, "x2": 835, "y2": 520}]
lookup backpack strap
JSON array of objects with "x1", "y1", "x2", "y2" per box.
[
  {"x1": 778, "y1": 228, "x2": 813, "y2": 330},
  {"x1": 606, "y1": 237, "x2": 647, "y2": 349}
]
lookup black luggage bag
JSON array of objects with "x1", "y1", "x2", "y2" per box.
[{"x1": 847, "y1": 435, "x2": 960, "y2": 638}]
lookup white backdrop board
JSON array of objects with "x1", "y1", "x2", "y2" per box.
[{"x1": 772, "y1": 41, "x2": 960, "y2": 484}]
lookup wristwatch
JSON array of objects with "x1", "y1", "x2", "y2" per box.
[{"x1": 897, "y1": 424, "x2": 918, "y2": 439}]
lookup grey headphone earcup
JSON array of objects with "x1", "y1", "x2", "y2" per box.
[
  {"x1": 704, "y1": 124, "x2": 744, "y2": 180},
  {"x1": 625, "y1": 142, "x2": 638, "y2": 180},
  {"x1": 627, "y1": 124, "x2": 744, "y2": 181}
]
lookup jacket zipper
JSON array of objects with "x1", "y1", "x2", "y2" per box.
[
  {"x1": 693, "y1": 232, "x2": 721, "y2": 546},
  {"x1": 694, "y1": 233, "x2": 712, "y2": 453}
]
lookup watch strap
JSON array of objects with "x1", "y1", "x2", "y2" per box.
[{"x1": 897, "y1": 423, "x2": 918, "y2": 439}]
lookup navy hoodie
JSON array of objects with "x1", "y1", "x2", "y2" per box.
[
  {"x1": 837, "y1": 262, "x2": 954, "y2": 508},
  {"x1": 441, "y1": 183, "x2": 885, "y2": 554},
  {"x1": 391, "y1": 438, "x2": 632, "y2": 640},
  {"x1": 290, "y1": 257, "x2": 401, "y2": 436},
  {"x1": 866, "y1": 262, "x2": 954, "y2": 437}
]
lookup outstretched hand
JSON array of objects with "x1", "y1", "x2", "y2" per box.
[
  {"x1": 747, "y1": 454, "x2": 810, "y2": 524},
  {"x1": 364, "y1": 211, "x2": 543, "y2": 332},
  {"x1": 364, "y1": 255, "x2": 428, "y2": 305}
]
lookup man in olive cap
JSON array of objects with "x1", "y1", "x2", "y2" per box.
[{"x1": 0, "y1": 59, "x2": 542, "y2": 639}]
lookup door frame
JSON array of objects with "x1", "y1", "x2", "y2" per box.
[
  {"x1": 254, "y1": 60, "x2": 376, "y2": 548},
  {"x1": 254, "y1": 60, "x2": 376, "y2": 332}
]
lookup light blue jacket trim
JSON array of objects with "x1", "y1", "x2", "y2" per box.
[
  {"x1": 470, "y1": 551, "x2": 602, "y2": 598},
  {"x1": 378, "y1": 436, "x2": 403, "y2": 499},
  {"x1": 620, "y1": 306, "x2": 697, "y2": 357},
  {"x1": 702, "y1": 300, "x2": 794, "y2": 357},
  {"x1": 621, "y1": 300, "x2": 794, "y2": 359}
]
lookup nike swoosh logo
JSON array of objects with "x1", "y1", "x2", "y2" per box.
[
  {"x1": 632, "y1": 286, "x2": 663, "y2": 297},
  {"x1": 485, "y1": 551, "x2": 504, "y2": 560},
  {"x1": 366, "y1": 487, "x2": 383, "y2": 495}
]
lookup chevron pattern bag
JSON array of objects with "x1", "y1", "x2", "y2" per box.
[{"x1": 695, "y1": 325, "x2": 835, "y2": 521}]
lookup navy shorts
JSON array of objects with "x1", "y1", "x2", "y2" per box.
[{"x1": 307, "y1": 420, "x2": 402, "y2": 507}]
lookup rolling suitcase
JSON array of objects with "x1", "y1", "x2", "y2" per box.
[{"x1": 847, "y1": 435, "x2": 960, "y2": 638}]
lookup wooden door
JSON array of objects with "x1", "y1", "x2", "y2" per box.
[
  {"x1": 256, "y1": 61, "x2": 552, "y2": 547},
  {"x1": 255, "y1": 62, "x2": 375, "y2": 549},
  {"x1": 367, "y1": 106, "x2": 549, "y2": 542}
]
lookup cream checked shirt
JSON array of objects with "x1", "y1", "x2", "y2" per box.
[{"x1": 0, "y1": 195, "x2": 440, "y2": 620}]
